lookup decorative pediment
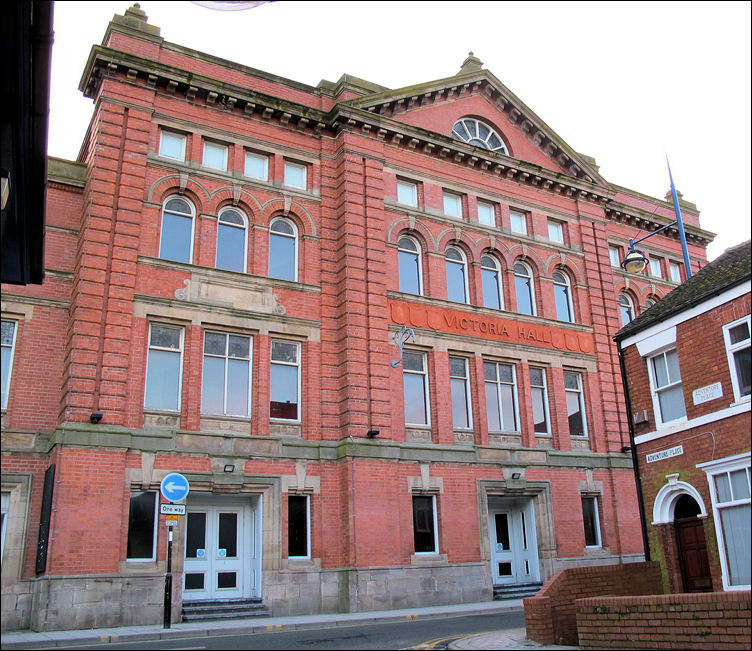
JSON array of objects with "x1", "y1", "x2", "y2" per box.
[{"x1": 341, "y1": 53, "x2": 607, "y2": 186}]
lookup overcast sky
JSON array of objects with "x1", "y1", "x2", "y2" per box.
[{"x1": 48, "y1": 1, "x2": 751, "y2": 260}]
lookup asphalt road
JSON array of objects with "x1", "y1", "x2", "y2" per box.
[{"x1": 45, "y1": 609, "x2": 525, "y2": 650}]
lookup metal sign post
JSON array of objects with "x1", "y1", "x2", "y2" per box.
[{"x1": 160, "y1": 473, "x2": 189, "y2": 629}]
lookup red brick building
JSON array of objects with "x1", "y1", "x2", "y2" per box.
[
  {"x1": 615, "y1": 241, "x2": 750, "y2": 595},
  {"x1": 1, "y1": 5, "x2": 714, "y2": 631}
]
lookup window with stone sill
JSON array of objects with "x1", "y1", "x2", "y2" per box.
[
  {"x1": 412, "y1": 494, "x2": 439, "y2": 554},
  {"x1": 510, "y1": 210, "x2": 528, "y2": 235},
  {"x1": 403, "y1": 351, "x2": 430, "y2": 426},
  {"x1": 513, "y1": 262, "x2": 536, "y2": 316},
  {"x1": 216, "y1": 207, "x2": 248, "y2": 273},
  {"x1": 159, "y1": 130, "x2": 186, "y2": 161},
  {"x1": 126, "y1": 491, "x2": 157, "y2": 561},
  {"x1": 398, "y1": 236, "x2": 423, "y2": 296},
  {"x1": 1, "y1": 319, "x2": 18, "y2": 410},
  {"x1": 159, "y1": 196, "x2": 195, "y2": 264},
  {"x1": 445, "y1": 246, "x2": 469, "y2": 304},
  {"x1": 284, "y1": 160, "x2": 307, "y2": 190},
  {"x1": 450, "y1": 356, "x2": 472, "y2": 429},
  {"x1": 485, "y1": 361, "x2": 519, "y2": 433},
  {"x1": 564, "y1": 371, "x2": 588, "y2": 437},
  {"x1": 269, "y1": 218, "x2": 298, "y2": 282},
  {"x1": 397, "y1": 180, "x2": 418, "y2": 207},
  {"x1": 244, "y1": 151, "x2": 269, "y2": 181},
  {"x1": 144, "y1": 323, "x2": 184, "y2": 412},
  {"x1": 202, "y1": 140, "x2": 228, "y2": 171},
  {"x1": 270, "y1": 340, "x2": 301, "y2": 421},
  {"x1": 443, "y1": 191, "x2": 463, "y2": 219},
  {"x1": 478, "y1": 201, "x2": 496, "y2": 227},
  {"x1": 202, "y1": 331, "x2": 252, "y2": 417},
  {"x1": 288, "y1": 494, "x2": 310, "y2": 558},
  {"x1": 481, "y1": 255, "x2": 504, "y2": 310}
]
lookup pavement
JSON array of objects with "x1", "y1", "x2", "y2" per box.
[{"x1": 1, "y1": 599, "x2": 578, "y2": 650}]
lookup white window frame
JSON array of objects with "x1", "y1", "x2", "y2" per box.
[
  {"x1": 564, "y1": 370, "x2": 588, "y2": 437},
  {"x1": 201, "y1": 331, "x2": 253, "y2": 417},
  {"x1": 284, "y1": 160, "x2": 307, "y2": 189},
  {"x1": 553, "y1": 270, "x2": 574, "y2": 323},
  {"x1": 649, "y1": 257, "x2": 663, "y2": 279},
  {"x1": 669, "y1": 261, "x2": 682, "y2": 283},
  {"x1": 159, "y1": 130, "x2": 186, "y2": 161},
  {"x1": 244, "y1": 151, "x2": 269, "y2": 181},
  {"x1": 513, "y1": 262, "x2": 536, "y2": 316},
  {"x1": 158, "y1": 196, "x2": 195, "y2": 264},
  {"x1": 287, "y1": 493, "x2": 311, "y2": 559},
  {"x1": 403, "y1": 350, "x2": 430, "y2": 427},
  {"x1": 412, "y1": 494, "x2": 439, "y2": 555},
  {"x1": 397, "y1": 180, "x2": 418, "y2": 207},
  {"x1": 449, "y1": 356, "x2": 472, "y2": 430},
  {"x1": 529, "y1": 366, "x2": 551, "y2": 435},
  {"x1": 443, "y1": 191, "x2": 463, "y2": 219},
  {"x1": 698, "y1": 453, "x2": 751, "y2": 590},
  {"x1": 269, "y1": 218, "x2": 299, "y2": 282},
  {"x1": 445, "y1": 246, "x2": 469, "y2": 304},
  {"x1": 202, "y1": 140, "x2": 229, "y2": 171},
  {"x1": 484, "y1": 361, "x2": 520, "y2": 433},
  {"x1": 478, "y1": 201, "x2": 495, "y2": 226},
  {"x1": 481, "y1": 255, "x2": 504, "y2": 310},
  {"x1": 619, "y1": 293, "x2": 635, "y2": 326},
  {"x1": 510, "y1": 210, "x2": 527, "y2": 235},
  {"x1": 723, "y1": 315, "x2": 751, "y2": 403},
  {"x1": 1, "y1": 319, "x2": 18, "y2": 411},
  {"x1": 397, "y1": 236, "x2": 423, "y2": 296},
  {"x1": 126, "y1": 491, "x2": 158, "y2": 562},
  {"x1": 547, "y1": 219, "x2": 564, "y2": 244},
  {"x1": 581, "y1": 495, "x2": 602, "y2": 548},
  {"x1": 144, "y1": 323, "x2": 184, "y2": 412},
  {"x1": 216, "y1": 207, "x2": 248, "y2": 273},
  {"x1": 609, "y1": 246, "x2": 621, "y2": 267},
  {"x1": 647, "y1": 347, "x2": 686, "y2": 426},
  {"x1": 270, "y1": 339, "x2": 302, "y2": 422}
]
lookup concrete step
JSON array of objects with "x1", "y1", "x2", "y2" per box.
[
  {"x1": 493, "y1": 582, "x2": 543, "y2": 600},
  {"x1": 182, "y1": 598, "x2": 268, "y2": 622}
]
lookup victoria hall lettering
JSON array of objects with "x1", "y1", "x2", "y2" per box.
[{"x1": 389, "y1": 301, "x2": 594, "y2": 354}]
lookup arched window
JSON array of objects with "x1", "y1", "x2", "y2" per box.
[
  {"x1": 159, "y1": 196, "x2": 195, "y2": 263},
  {"x1": 553, "y1": 270, "x2": 574, "y2": 322},
  {"x1": 216, "y1": 207, "x2": 248, "y2": 273},
  {"x1": 645, "y1": 296, "x2": 658, "y2": 310},
  {"x1": 514, "y1": 262, "x2": 536, "y2": 316},
  {"x1": 398, "y1": 236, "x2": 423, "y2": 295},
  {"x1": 269, "y1": 218, "x2": 298, "y2": 281},
  {"x1": 481, "y1": 255, "x2": 503, "y2": 310},
  {"x1": 619, "y1": 293, "x2": 635, "y2": 326},
  {"x1": 445, "y1": 246, "x2": 469, "y2": 304},
  {"x1": 451, "y1": 118, "x2": 508, "y2": 154}
]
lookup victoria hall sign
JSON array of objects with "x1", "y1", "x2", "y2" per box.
[{"x1": 389, "y1": 300, "x2": 595, "y2": 354}]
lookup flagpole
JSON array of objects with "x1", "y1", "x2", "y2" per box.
[{"x1": 667, "y1": 159, "x2": 693, "y2": 278}]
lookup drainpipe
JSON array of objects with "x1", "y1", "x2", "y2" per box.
[{"x1": 617, "y1": 341, "x2": 650, "y2": 562}]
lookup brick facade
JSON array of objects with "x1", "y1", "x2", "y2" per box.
[
  {"x1": 2, "y1": 5, "x2": 715, "y2": 631},
  {"x1": 616, "y1": 243, "x2": 751, "y2": 595}
]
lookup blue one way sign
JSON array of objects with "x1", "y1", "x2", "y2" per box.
[{"x1": 160, "y1": 473, "x2": 190, "y2": 502}]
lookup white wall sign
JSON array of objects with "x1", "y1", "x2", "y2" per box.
[
  {"x1": 693, "y1": 382, "x2": 723, "y2": 405},
  {"x1": 646, "y1": 445, "x2": 684, "y2": 464}
]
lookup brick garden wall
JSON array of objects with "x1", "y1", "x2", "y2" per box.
[
  {"x1": 576, "y1": 591, "x2": 751, "y2": 650},
  {"x1": 524, "y1": 561, "x2": 664, "y2": 645}
]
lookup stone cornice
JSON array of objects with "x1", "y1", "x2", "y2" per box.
[{"x1": 604, "y1": 202, "x2": 714, "y2": 247}]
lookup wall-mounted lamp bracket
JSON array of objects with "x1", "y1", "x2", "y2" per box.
[{"x1": 391, "y1": 325, "x2": 416, "y2": 367}]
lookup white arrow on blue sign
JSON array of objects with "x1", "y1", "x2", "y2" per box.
[{"x1": 160, "y1": 473, "x2": 190, "y2": 503}]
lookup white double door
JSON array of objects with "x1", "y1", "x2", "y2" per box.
[
  {"x1": 489, "y1": 498, "x2": 540, "y2": 585},
  {"x1": 183, "y1": 495, "x2": 260, "y2": 601}
]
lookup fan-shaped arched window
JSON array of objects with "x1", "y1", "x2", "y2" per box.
[
  {"x1": 514, "y1": 262, "x2": 536, "y2": 316},
  {"x1": 269, "y1": 218, "x2": 298, "y2": 281},
  {"x1": 445, "y1": 246, "x2": 469, "y2": 304},
  {"x1": 216, "y1": 207, "x2": 248, "y2": 273},
  {"x1": 619, "y1": 293, "x2": 635, "y2": 326},
  {"x1": 398, "y1": 236, "x2": 423, "y2": 295},
  {"x1": 553, "y1": 270, "x2": 574, "y2": 323},
  {"x1": 159, "y1": 196, "x2": 195, "y2": 264},
  {"x1": 481, "y1": 255, "x2": 503, "y2": 310},
  {"x1": 451, "y1": 118, "x2": 508, "y2": 154}
]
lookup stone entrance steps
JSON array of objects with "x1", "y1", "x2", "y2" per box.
[
  {"x1": 182, "y1": 598, "x2": 268, "y2": 622},
  {"x1": 493, "y1": 582, "x2": 543, "y2": 600}
]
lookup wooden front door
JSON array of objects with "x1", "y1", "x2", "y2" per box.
[{"x1": 675, "y1": 517, "x2": 712, "y2": 592}]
